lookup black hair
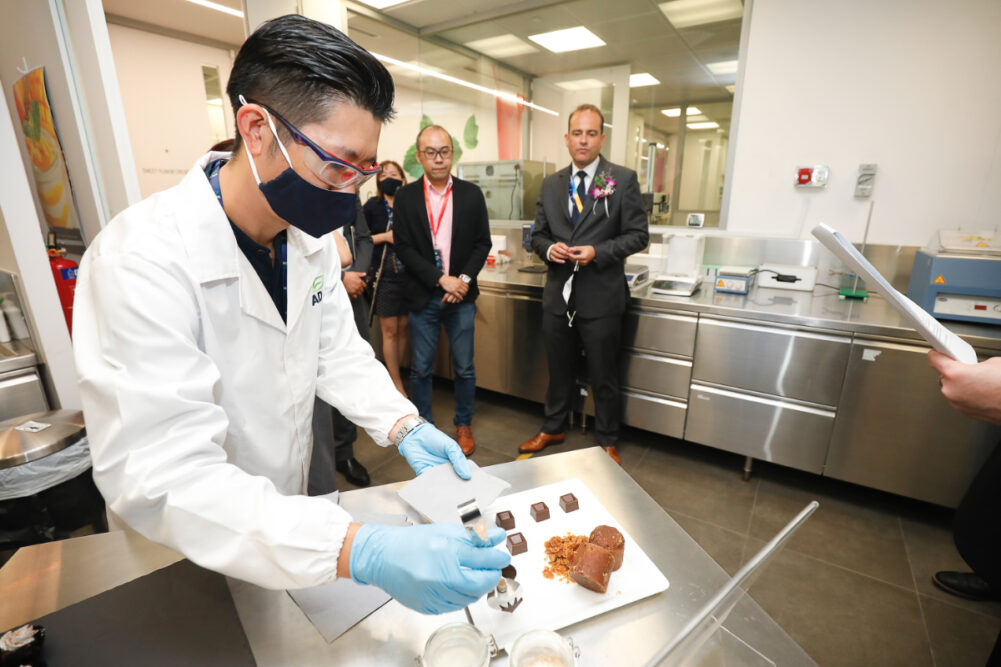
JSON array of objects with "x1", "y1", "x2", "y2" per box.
[
  {"x1": 568, "y1": 103, "x2": 605, "y2": 131},
  {"x1": 226, "y1": 14, "x2": 395, "y2": 152},
  {"x1": 415, "y1": 124, "x2": 453, "y2": 151}
]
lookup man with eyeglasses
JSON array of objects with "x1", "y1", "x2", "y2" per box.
[
  {"x1": 393, "y1": 126, "x2": 492, "y2": 456},
  {"x1": 73, "y1": 16, "x2": 508, "y2": 613}
]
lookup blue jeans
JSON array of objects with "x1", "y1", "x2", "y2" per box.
[{"x1": 409, "y1": 293, "x2": 476, "y2": 426}]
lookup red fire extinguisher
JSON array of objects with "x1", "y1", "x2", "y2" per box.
[{"x1": 48, "y1": 246, "x2": 78, "y2": 336}]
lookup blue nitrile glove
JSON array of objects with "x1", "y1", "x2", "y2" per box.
[
  {"x1": 398, "y1": 423, "x2": 472, "y2": 478},
  {"x1": 350, "y1": 523, "x2": 511, "y2": 614}
]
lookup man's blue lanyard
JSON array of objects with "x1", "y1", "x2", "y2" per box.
[{"x1": 207, "y1": 160, "x2": 287, "y2": 313}]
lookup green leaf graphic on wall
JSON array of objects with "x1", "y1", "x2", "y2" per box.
[
  {"x1": 463, "y1": 115, "x2": 479, "y2": 149},
  {"x1": 420, "y1": 114, "x2": 433, "y2": 131},
  {"x1": 403, "y1": 144, "x2": 422, "y2": 179},
  {"x1": 450, "y1": 134, "x2": 463, "y2": 164}
]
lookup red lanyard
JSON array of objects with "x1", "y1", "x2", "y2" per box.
[{"x1": 423, "y1": 177, "x2": 451, "y2": 241}]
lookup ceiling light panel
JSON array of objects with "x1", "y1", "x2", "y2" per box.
[
  {"x1": 528, "y1": 26, "x2": 606, "y2": 53},
  {"x1": 658, "y1": 0, "x2": 743, "y2": 29},
  {"x1": 465, "y1": 34, "x2": 538, "y2": 58},
  {"x1": 629, "y1": 73, "x2": 660, "y2": 87},
  {"x1": 660, "y1": 106, "x2": 701, "y2": 117},
  {"x1": 688, "y1": 121, "x2": 719, "y2": 129},
  {"x1": 555, "y1": 78, "x2": 608, "y2": 91},
  {"x1": 707, "y1": 60, "x2": 739, "y2": 75},
  {"x1": 355, "y1": 0, "x2": 410, "y2": 8}
]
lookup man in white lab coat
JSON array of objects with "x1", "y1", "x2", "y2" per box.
[{"x1": 73, "y1": 15, "x2": 508, "y2": 615}]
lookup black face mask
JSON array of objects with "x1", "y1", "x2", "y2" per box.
[
  {"x1": 377, "y1": 177, "x2": 403, "y2": 197},
  {"x1": 245, "y1": 108, "x2": 357, "y2": 238}
]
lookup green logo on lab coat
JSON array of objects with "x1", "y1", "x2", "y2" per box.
[{"x1": 311, "y1": 276, "x2": 324, "y2": 293}]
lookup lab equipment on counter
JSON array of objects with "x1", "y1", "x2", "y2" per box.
[
  {"x1": 625, "y1": 264, "x2": 649, "y2": 290},
  {"x1": 650, "y1": 234, "x2": 704, "y2": 297},
  {"x1": 907, "y1": 230, "x2": 1001, "y2": 326},
  {"x1": 813, "y1": 223, "x2": 978, "y2": 364},
  {"x1": 713, "y1": 266, "x2": 756, "y2": 295},
  {"x1": 755, "y1": 263, "x2": 818, "y2": 292},
  {"x1": 457, "y1": 160, "x2": 555, "y2": 220}
]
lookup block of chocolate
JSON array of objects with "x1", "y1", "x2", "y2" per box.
[
  {"x1": 506, "y1": 531, "x2": 527, "y2": 555},
  {"x1": 589, "y1": 525, "x2": 625, "y2": 571},
  {"x1": 495, "y1": 510, "x2": 515, "y2": 530},
  {"x1": 530, "y1": 501, "x2": 550, "y2": 522},
  {"x1": 559, "y1": 493, "x2": 579, "y2": 513},
  {"x1": 501, "y1": 564, "x2": 517, "y2": 580},
  {"x1": 569, "y1": 542, "x2": 615, "y2": 594}
]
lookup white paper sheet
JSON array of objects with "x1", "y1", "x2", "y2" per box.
[
  {"x1": 812, "y1": 223, "x2": 978, "y2": 364},
  {"x1": 397, "y1": 460, "x2": 511, "y2": 526},
  {"x1": 286, "y1": 509, "x2": 410, "y2": 643}
]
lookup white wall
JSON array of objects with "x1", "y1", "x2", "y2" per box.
[
  {"x1": 107, "y1": 24, "x2": 235, "y2": 198},
  {"x1": 726, "y1": 0, "x2": 1001, "y2": 244}
]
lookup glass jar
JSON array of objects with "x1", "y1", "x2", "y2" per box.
[
  {"x1": 509, "y1": 629, "x2": 579, "y2": 667},
  {"x1": 419, "y1": 622, "x2": 492, "y2": 667}
]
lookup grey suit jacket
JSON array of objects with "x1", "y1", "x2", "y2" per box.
[
  {"x1": 341, "y1": 198, "x2": 373, "y2": 275},
  {"x1": 531, "y1": 156, "x2": 649, "y2": 317}
]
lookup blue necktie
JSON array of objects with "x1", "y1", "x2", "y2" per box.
[{"x1": 571, "y1": 170, "x2": 587, "y2": 227}]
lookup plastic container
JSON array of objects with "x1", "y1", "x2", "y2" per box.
[
  {"x1": 509, "y1": 629, "x2": 579, "y2": 667},
  {"x1": 418, "y1": 622, "x2": 493, "y2": 667}
]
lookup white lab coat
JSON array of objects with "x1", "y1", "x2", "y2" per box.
[{"x1": 73, "y1": 153, "x2": 416, "y2": 589}]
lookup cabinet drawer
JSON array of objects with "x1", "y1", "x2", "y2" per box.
[
  {"x1": 623, "y1": 310, "x2": 697, "y2": 357},
  {"x1": 622, "y1": 352, "x2": 691, "y2": 399},
  {"x1": 622, "y1": 391, "x2": 686, "y2": 439},
  {"x1": 692, "y1": 317, "x2": 849, "y2": 406},
  {"x1": 685, "y1": 384, "x2": 835, "y2": 474},
  {"x1": 0, "y1": 369, "x2": 48, "y2": 422}
]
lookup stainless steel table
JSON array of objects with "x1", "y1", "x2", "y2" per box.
[{"x1": 0, "y1": 448, "x2": 814, "y2": 665}]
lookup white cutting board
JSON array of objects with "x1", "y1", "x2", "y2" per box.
[{"x1": 467, "y1": 478, "x2": 669, "y2": 652}]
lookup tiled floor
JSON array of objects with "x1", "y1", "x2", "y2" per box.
[{"x1": 339, "y1": 384, "x2": 1001, "y2": 667}]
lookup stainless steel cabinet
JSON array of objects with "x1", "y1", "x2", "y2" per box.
[
  {"x1": 622, "y1": 390, "x2": 687, "y2": 439},
  {"x1": 0, "y1": 368, "x2": 49, "y2": 422},
  {"x1": 473, "y1": 289, "x2": 548, "y2": 403},
  {"x1": 825, "y1": 339, "x2": 1000, "y2": 507},
  {"x1": 693, "y1": 317, "x2": 850, "y2": 406},
  {"x1": 621, "y1": 352, "x2": 691, "y2": 399},
  {"x1": 685, "y1": 383, "x2": 836, "y2": 474},
  {"x1": 623, "y1": 309, "x2": 698, "y2": 357}
]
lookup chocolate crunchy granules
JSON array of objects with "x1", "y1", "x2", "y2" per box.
[{"x1": 542, "y1": 532, "x2": 588, "y2": 582}]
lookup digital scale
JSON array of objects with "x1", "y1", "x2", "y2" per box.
[{"x1": 625, "y1": 264, "x2": 649, "y2": 290}]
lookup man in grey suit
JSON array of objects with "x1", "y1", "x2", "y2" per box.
[{"x1": 518, "y1": 104, "x2": 649, "y2": 464}]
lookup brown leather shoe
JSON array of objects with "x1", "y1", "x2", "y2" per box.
[
  {"x1": 518, "y1": 431, "x2": 565, "y2": 453},
  {"x1": 456, "y1": 425, "x2": 475, "y2": 456},
  {"x1": 602, "y1": 446, "x2": 621, "y2": 465}
]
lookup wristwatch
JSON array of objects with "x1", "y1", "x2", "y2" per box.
[
  {"x1": 392, "y1": 416, "x2": 428, "y2": 447},
  {"x1": 459, "y1": 274, "x2": 472, "y2": 284}
]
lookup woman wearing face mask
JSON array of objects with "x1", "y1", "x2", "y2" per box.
[{"x1": 364, "y1": 161, "x2": 409, "y2": 396}]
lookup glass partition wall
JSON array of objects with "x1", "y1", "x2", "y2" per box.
[{"x1": 347, "y1": 0, "x2": 743, "y2": 227}]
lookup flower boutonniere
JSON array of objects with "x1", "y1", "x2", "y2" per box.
[{"x1": 590, "y1": 169, "x2": 616, "y2": 217}]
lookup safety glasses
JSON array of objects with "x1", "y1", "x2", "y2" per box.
[{"x1": 244, "y1": 98, "x2": 381, "y2": 189}]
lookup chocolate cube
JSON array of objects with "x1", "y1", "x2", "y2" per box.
[
  {"x1": 559, "y1": 493, "x2": 579, "y2": 513},
  {"x1": 501, "y1": 564, "x2": 517, "y2": 580},
  {"x1": 530, "y1": 501, "x2": 550, "y2": 522},
  {"x1": 506, "y1": 532, "x2": 527, "y2": 555},
  {"x1": 495, "y1": 510, "x2": 515, "y2": 530}
]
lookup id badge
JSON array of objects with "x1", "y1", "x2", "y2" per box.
[{"x1": 433, "y1": 248, "x2": 443, "y2": 271}]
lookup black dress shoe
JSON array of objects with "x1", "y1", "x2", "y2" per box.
[
  {"x1": 933, "y1": 571, "x2": 999, "y2": 601},
  {"x1": 336, "y1": 458, "x2": 371, "y2": 487}
]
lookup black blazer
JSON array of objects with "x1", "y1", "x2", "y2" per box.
[
  {"x1": 393, "y1": 176, "x2": 492, "y2": 312},
  {"x1": 531, "y1": 156, "x2": 649, "y2": 318}
]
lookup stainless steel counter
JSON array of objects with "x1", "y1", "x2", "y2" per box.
[
  {"x1": 477, "y1": 264, "x2": 1001, "y2": 352},
  {"x1": 0, "y1": 449, "x2": 814, "y2": 666}
]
